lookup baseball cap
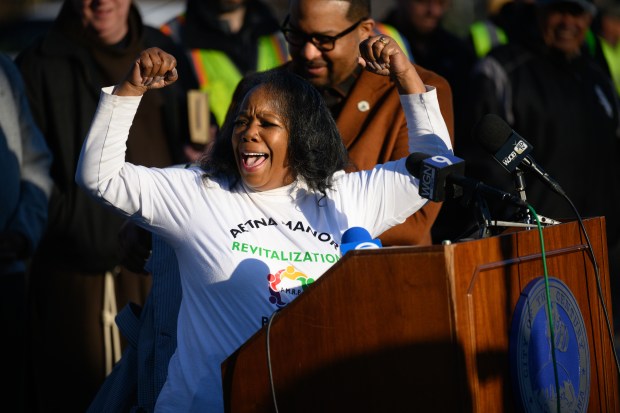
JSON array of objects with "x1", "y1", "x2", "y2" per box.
[{"x1": 537, "y1": 0, "x2": 597, "y2": 15}]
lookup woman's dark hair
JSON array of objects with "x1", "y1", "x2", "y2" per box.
[{"x1": 201, "y1": 68, "x2": 350, "y2": 196}]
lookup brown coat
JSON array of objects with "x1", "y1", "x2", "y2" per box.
[{"x1": 337, "y1": 65, "x2": 454, "y2": 246}]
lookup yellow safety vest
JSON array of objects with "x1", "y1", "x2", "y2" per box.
[
  {"x1": 469, "y1": 20, "x2": 508, "y2": 58},
  {"x1": 374, "y1": 23, "x2": 413, "y2": 61},
  {"x1": 600, "y1": 38, "x2": 620, "y2": 96},
  {"x1": 189, "y1": 35, "x2": 289, "y2": 127},
  {"x1": 161, "y1": 15, "x2": 290, "y2": 127}
]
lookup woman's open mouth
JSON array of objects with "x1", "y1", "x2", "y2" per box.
[{"x1": 241, "y1": 152, "x2": 269, "y2": 172}]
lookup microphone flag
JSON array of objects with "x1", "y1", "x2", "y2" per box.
[{"x1": 340, "y1": 227, "x2": 382, "y2": 256}]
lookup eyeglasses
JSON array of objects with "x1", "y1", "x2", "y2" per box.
[{"x1": 281, "y1": 15, "x2": 367, "y2": 52}]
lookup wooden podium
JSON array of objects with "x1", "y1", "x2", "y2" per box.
[{"x1": 222, "y1": 217, "x2": 618, "y2": 412}]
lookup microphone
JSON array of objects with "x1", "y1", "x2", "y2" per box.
[
  {"x1": 340, "y1": 227, "x2": 382, "y2": 256},
  {"x1": 474, "y1": 114, "x2": 566, "y2": 196},
  {"x1": 406, "y1": 152, "x2": 528, "y2": 207}
]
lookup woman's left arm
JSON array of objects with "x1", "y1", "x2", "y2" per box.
[{"x1": 358, "y1": 35, "x2": 452, "y2": 155}]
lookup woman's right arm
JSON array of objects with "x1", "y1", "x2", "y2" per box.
[
  {"x1": 75, "y1": 48, "x2": 179, "y2": 216},
  {"x1": 74, "y1": 87, "x2": 143, "y2": 215}
]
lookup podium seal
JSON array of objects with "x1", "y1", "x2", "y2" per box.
[{"x1": 509, "y1": 277, "x2": 590, "y2": 412}]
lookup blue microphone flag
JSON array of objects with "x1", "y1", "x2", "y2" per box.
[{"x1": 340, "y1": 227, "x2": 382, "y2": 256}]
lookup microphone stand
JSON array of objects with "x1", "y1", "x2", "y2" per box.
[
  {"x1": 510, "y1": 169, "x2": 561, "y2": 226},
  {"x1": 512, "y1": 169, "x2": 532, "y2": 224},
  {"x1": 453, "y1": 184, "x2": 496, "y2": 240},
  {"x1": 457, "y1": 172, "x2": 560, "y2": 241}
]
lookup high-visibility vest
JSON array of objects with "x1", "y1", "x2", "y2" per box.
[
  {"x1": 469, "y1": 20, "x2": 508, "y2": 58},
  {"x1": 187, "y1": 37, "x2": 289, "y2": 126},
  {"x1": 469, "y1": 18, "x2": 620, "y2": 96},
  {"x1": 161, "y1": 15, "x2": 290, "y2": 126},
  {"x1": 599, "y1": 37, "x2": 620, "y2": 96},
  {"x1": 374, "y1": 22, "x2": 414, "y2": 61}
]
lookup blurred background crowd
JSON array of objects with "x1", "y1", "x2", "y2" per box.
[
  {"x1": 2, "y1": 0, "x2": 620, "y2": 412},
  {"x1": 0, "y1": 0, "x2": 499, "y2": 57}
]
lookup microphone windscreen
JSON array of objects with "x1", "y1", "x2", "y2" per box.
[
  {"x1": 341, "y1": 226, "x2": 372, "y2": 244},
  {"x1": 340, "y1": 227, "x2": 382, "y2": 256},
  {"x1": 474, "y1": 114, "x2": 513, "y2": 154},
  {"x1": 405, "y1": 152, "x2": 432, "y2": 179}
]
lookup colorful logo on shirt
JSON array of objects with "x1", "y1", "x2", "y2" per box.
[{"x1": 268, "y1": 265, "x2": 315, "y2": 309}]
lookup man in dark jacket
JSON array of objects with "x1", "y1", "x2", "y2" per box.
[
  {"x1": 15, "y1": 0, "x2": 194, "y2": 411},
  {"x1": 0, "y1": 53, "x2": 53, "y2": 413},
  {"x1": 460, "y1": 0, "x2": 620, "y2": 326}
]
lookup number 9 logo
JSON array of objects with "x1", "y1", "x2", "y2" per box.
[{"x1": 430, "y1": 155, "x2": 453, "y2": 166}]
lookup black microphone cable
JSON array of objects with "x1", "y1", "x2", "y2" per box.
[
  {"x1": 558, "y1": 192, "x2": 620, "y2": 378},
  {"x1": 266, "y1": 309, "x2": 281, "y2": 413},
  {"x1": 474, "y1": 113, "x2": 620, "y2": 379}
]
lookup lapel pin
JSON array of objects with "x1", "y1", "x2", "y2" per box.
[{"x1": 357, "y1": 100, "x2": 370, "y2": 112}]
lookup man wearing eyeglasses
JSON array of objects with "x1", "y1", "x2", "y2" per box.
[{"x1": 280, "y1": 0, "x2": 454, "y2": 247}]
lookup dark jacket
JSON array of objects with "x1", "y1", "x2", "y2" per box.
[
  {"x1": 16, "y1": 2, "x2": 193, "y2": 272},
  {"x1": 460, "y1": 41, "x2": 620, "y2": 265}
]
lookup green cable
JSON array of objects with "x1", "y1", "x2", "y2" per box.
[{"x1": 528, "y1": 204, "x2": 561, "y2": 412}]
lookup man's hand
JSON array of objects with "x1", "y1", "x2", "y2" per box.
[{"x1": 114, "y1": 47, "x2": 178, "y2": 96}]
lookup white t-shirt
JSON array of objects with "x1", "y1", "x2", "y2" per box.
[{"x1": 76, "y1": 86, "x2": 451, "y2": 412}]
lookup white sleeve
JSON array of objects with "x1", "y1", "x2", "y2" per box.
[
  {"x1": 75, "y1": 87, "x2": 144, "y2": 216},
  {"x1": 401, "y1": 86, "x2": 453, "y2": 156}
]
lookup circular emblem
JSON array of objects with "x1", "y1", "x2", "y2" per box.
[
  {"x1": 509, "y1": 277, "x2": 590, "y2": 412},
  {"x1": 357, "y1": 100, "x2": 370, "y2": 112}
]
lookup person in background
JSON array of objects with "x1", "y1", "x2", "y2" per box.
[
  {"x1": 591, "y1": 0, "x2": 620, "y2": 96},
  {"x1": 281, "y1": 0, "x2": 454, "y2": 246},
  {"x1": 0, "y1": 53, "x2": 53, "y2": 413},
  {"x1": 466, "y1": 0, "x2": 538, "y2": 59},
  {"x1": 380, "y1": 0, "x2": 476, "y2": 243},
  {"x1": 15, "y1": 0, "x2": 194, "y2": 411},
  {"x1": 460, "y1": 0, "x2": 620, "y2": 325},
  {"x1": 160, "y1": 0, "x2": 289, "y2": 152},
  {"x1": 381, "y1": 0, "x2": 476, "y2": 122},
  {"x1": 75, "y1": 35, "x2": 451, "y2": 412}
]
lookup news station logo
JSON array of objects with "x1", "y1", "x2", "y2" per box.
[
  {"x1": 514, "y1": 140, "x2": 528, "y2": 154},
  {"x1": 419, "y1": 164, "x2": 436, "y2": 199},
  {"x1": 492, "y1": 134, "x2": 534, "y2": 172},
  {"x1": 502, "y1": 139, "x2": 529, "y2": 167},
  {"x1": 419, "y1": 155, "x2": 458, "y2": 201}
]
